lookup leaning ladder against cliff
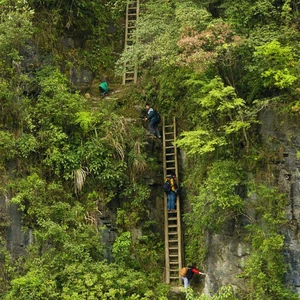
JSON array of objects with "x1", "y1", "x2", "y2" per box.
[
  {"x1": 163, "y1": 116, "x2": 183, "y2": 284},
  {"x1": 123, "y1": 0, "x2": 139, "y2": 85}
]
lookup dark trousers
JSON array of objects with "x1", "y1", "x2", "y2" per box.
[
  {"x1": 148, "y1": 121, "x2": 161, "y2": 137},
  {"x1": 99, "y1": 87, "x2": 108, "y2": 96}
]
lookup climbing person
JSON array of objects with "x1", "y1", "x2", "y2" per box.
[
  {"x1": 99, "y1": 80, "x2": 109, "y2": 96},
  {"x1": 179, "y1": 264, "x2": 206, "y2": 290},
  {"x1": 144, "y1": 103, "x2": 161, "y2": 138},
  {"x1": 164, "y1": 172, "x2": 178, "y2": 212}
]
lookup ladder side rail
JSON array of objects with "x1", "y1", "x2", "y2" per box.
[
  {"x1": 133, "y1": 0, "x2": 139, "y2": 83},
  {"x1": 123, "y1": 1, "x2": 130, "y2": 85},
  {"x1": 163, "y1": 117, "x2": 170, "y2": 283},
  {"x1": 173, "y1": 116, "x2": 183, "y2": 283},
  {"x1": 124, "y1": 3, "x2": 129, "y2": 46}
]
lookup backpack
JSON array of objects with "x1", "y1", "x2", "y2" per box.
[
  {"x1": 179, "y1": 267, "x2": 189, "y2": 277},
  {"x1": 163, "y1": 178, "x2": 171, "y2": 192},
  {"x1": 186, "y1": 267, "x2": 194, "y2": 280},
  {"x1": 154, "y1": 110, "x2": 161, "y2": 124}
]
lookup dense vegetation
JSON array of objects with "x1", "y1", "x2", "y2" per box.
[{"x1": 1, "y1": 0, "x2": 300, "y2": 299}]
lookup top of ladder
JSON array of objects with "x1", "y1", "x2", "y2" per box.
[{"x1": 123, "y1": 0, "x2": 140, "y2": 85}]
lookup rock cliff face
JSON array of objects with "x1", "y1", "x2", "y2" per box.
[
  {"x1": 201, "y1": 109, "x2": 300, "y2": 295},
  {"x1": 5, "y1": 201, "x2": 32, "y2": 258},
  {"x1": 258, "y1": 109, "x2": 300, "y2": 294}
]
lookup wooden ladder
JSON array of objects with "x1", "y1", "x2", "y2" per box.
[
  {"x1": 162, "y1": 116, "x2": 183, "y2": 284},
  {"x1": 123, "y1": 0, "x2": 139, "y2": 85}
]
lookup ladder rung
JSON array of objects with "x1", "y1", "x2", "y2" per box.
[
  {"x1": 166, "y1": 160, "x2": 175, "y2": 163},
  {"x1": 168, "y1": 224, "x2": 178, "y2": 228},
  {"x1": 165, "y1": 146, "x2": 174, "y2": 149},
  {"x1": 124, "y1": 64, "x2": 135, "y2": 68},
  {"x1": 169, "y1": 247, "x2": 178, "y2": 250},
  {"x1": 168, "y1": 232, "x2": 178, "y2": 236},
  {"x1": 170, "y1": 262, "x2": 179, "y2": 265}
]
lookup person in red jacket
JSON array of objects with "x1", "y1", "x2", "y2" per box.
[{"x1": 181, "y1": 264, "x2": 206, "y2": 289}]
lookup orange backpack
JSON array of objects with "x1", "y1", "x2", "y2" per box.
[{"x1": 179, "y1": 267, "x2": 189, "y2": 277}]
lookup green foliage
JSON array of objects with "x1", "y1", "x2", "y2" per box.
[
  {"x1": 0, "y1": 0, "x2": 33, "y2": 61},
  {"x1": 0, "y1": 236, "x2": 10, "y2": 296},
  {"x1": 253, "y1": 40, "x2": 298, "y2": 89},
  {"x1": 183, "y1": 285, "x2": 239, "y2": 300},
  {"x1": 0, "y1": 131, "x2": 16, "y2": 162},
  {"x1": 6, "y1": 164, "x2": 166, "y2": 298},
  {"x1": 5, "y1": 259, "x2": 165, "y2": 300},
  {"x1": 176, "y1": 77, "x2": 253, "y2": 156},
  {"x1": 74, "y1": 111, "x2": 97, "y2": 134},
  {"x1": 29, "y1": 0, "x2": 109, "y2": 33},
  {"x1": 16, "y1": 133, "x2": 38, "y2": 159},
  {"x1": 112, "y1": 231, "x2": 132, "y2": 264},
  {"x1": 5, "y1": 268, "x2": 59, "y2": 300},
  {"x1": 220, "y1": 0, "x2": 281, "y2": 33},
  {"x1": 238, "y1": 185, "x2": 298, "y2": 300},
  {"x1": 1, "y1": 52, "x2": 166, "y2": 297},
  {"x1": 0, "y1": 0, "x2": 33, "y2": 129},
  {"x1": 185, "y1": 160, "x2": 245, "y2": 233},
  {"x1": 27, "y1": 0, "x2": 121, "y2": 75},
  {"x1": 117, "y1": 0, "x2": 213, "y2": 74},
  {"x1": 34, "y1": 67, "x2": 85, "y2": 128},
  {"x1": 175, "y1": 1, "x2": 212, "y2": 32}
]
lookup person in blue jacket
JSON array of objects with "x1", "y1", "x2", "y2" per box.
[
  {"x1": 99, "y1": 80, "x2": 109, "y2": 96},
  {"x1": 144, "y1": 103, "x2": 161, "y2": 138}
]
